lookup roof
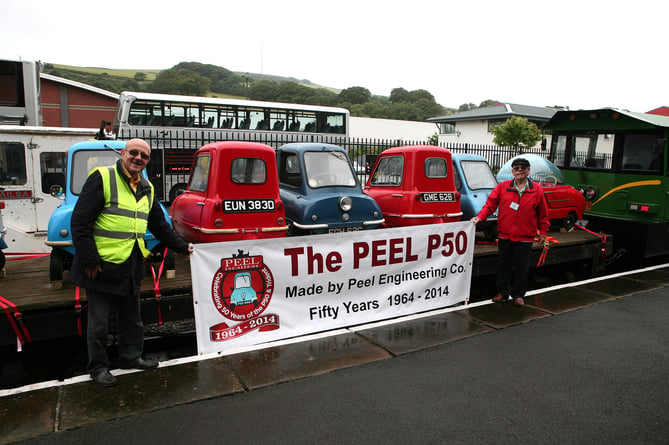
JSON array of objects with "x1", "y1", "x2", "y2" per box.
[
  {"x1": 427, "y1": 102, "x2": 557, "y2": 123},
  {"x1": 545, "y1": 107, "x2": 669, "y2": 130},
  {"x1": 40, "y1": 73, "x2": 119, "y2": 100}
]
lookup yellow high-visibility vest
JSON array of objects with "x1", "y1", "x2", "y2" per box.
[{"x1": 92, "y1": 166, "x2": 153, "y2": 264}]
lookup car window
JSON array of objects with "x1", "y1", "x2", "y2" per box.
[
  {"x1": 189, "y1": 154, "x2": 210, "y2": 191},
  {"x1": 0, "y1": 142, "x2": 27, "y2": 186},
  {"x1": 370, "y1": 155, "x2": 403, "y2": 186},
  {"x1": 304, "y1": 151, "x2": 357, "y2": 188},
  {"x1": 279, "y1": 152, "x2": 301, "y2": 187},
  {"x1": 461, "y1": 161, "x2": 497, "y2": 190},
  {"x1": 231, "y1": 157, "x2": 266, "y2": 185},
  {"x1": 71, "y1": 150, "x2": 121, "y2": 195},
  {"x1": 425, "y1": 157, "x2": 447, "y2": 178}
]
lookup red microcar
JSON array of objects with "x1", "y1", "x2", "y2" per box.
[
  {"x1": 364, "y1": 145, "x2": 462, "y2": 227},
  {"x1": 496, "y1": 154, "x2": 586, "y2": 230},
  {"x1": 169, "y1": 141, "x2": 288, "y2": 243}
]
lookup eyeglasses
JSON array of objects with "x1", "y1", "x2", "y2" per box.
[
  {"x1": 512, "y1": 165, "x2": 528, "y2": 171},
  {"x1": 126, "y1": 149, "x2": 150, "y2": 161}
]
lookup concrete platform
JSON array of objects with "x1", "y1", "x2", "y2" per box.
[{"x1": 1, "y1": 266, "x2": 668, "y2": 444}]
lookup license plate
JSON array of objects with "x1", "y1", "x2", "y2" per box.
[
  {"x1": 222, "y1": 199, "x2": 275, "y2": 213},
  {"x1": 328, "y1": 226, "x2": 363, "y2": 233},
  {"x1": 420, "y1": 192, "x2": 455, "y2": 203}
]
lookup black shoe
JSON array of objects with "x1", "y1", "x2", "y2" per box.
[
  {"x1": 120, "y1": 358, "x2": 159, "y2": 370},
  {"x1": 91, "y1": 369, "x2": 118, "y2": 387}
]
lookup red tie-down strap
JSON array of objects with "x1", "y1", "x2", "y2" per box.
[
  {"x1": 0, "y1": 295, "x2": 32, "y2": 351},
  {"x1": 574, "y1": 224, "x2": 608, "y2": 258},
  {"x1": 74, "y1": 286, "x2": 88, "y2": 337},
  {"x1": 149, "y1": 247, "x2": 169, "y2": 325},
  {"x1": 6, "y1": 252, "x2": 51, "y2": 261},
  {"x1": 536, "y1": 236, "x2": 559, "y2": 267}
]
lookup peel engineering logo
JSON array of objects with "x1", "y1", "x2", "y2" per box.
[{"x1": 209, "y1": 250, "x2": 279, "y2": 342}]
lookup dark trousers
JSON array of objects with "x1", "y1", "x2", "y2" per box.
[
  {"x1": 86, "y1": 288, "x2": 144, "y2": 373},
  {"x1": 496, "y1": 238, "x2": 533, "y2": 299}
]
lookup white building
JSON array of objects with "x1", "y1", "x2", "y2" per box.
[{"x1": 427, "y1": 102, "x2": 558, "y2": 148}]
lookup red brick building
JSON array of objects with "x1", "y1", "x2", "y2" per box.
[{"x1": 40, "y1": 73, "x2": 118, "y2": 129}]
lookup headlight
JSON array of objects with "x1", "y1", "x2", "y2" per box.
[
  {"x1": 339, "y1": 196, "x2": 353, "y2": 212},
  {"x1": 585, "y1": 187, "x2": 597, "y2": 200}
]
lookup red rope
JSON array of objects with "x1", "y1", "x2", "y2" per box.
[
  {"x1": 574, "y1": 224, "x2": 607, "y2": 257},
  {"x1": 6, "y1": 252, "x2": 51, "y2": 261},
  {"x1": 150, "y1": 247, "x2": 168, "y2": 325},
  {"x1": 0, "y1": 295, "x2": 32, "y2": 351}
]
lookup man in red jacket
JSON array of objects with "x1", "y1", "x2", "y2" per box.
[{"x1": 471, "y1": 157, "x2": 550, "y2": 306}]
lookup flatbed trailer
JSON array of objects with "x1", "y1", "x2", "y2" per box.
[{"x1": 0, "y1": 229, "x2": 611, "y2": 346}]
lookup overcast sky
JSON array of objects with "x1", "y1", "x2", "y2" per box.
[{"x1": 1, "y1": 0, "x2": 665, "y2": 113}]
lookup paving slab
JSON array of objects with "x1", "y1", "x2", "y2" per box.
[
  {"x1": 58, "y1": 359, "x2": 243, "y2": 431},
  {"x1": 463, "y1": 301, "x2": 551, "y2": 329},
  {"x1": 0, "y1": 388, "x2": 57, "y2": 444},
  {"x1": 578, "y1": 276, "x2": 662, "y2": 297},
  {"x1": 355, "y1": 311, "x2": 492, "y2": 355},
  {"x1": 526, "y1": 287, "x2": 618, "y2": 314},
  {"x1": 226, "y1": 331, "x2": 390, "y2": 390}
]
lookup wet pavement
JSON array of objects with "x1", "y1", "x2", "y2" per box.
[{"x1": 2, "y1": 267, "x2": 669, "y2": 444}]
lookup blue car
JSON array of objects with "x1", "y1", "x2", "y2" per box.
[
  {"x1": 276, "y1": 143, "x2": 384, "y2": 235},
  {"x1": 229, "y1": 272, "x2": 258, "y2": 309},
  {"x1": 451, "y1": 153, "x2": 498, "y2": 241},
  {"x1": 45, "y1": 140, "x2": 171, "y2": 287}
]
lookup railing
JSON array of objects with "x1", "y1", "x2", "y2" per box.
[{"x1": 117, "y1": 129, "x2": 549, "y2": 200}]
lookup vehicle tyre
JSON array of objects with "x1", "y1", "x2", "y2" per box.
[
  {"x1": 0, "y1": 250, "x2": 5, "y2": 271},
  {"x1": 50, "y1": 249, "x2": 64, "y2": 288},
  {"x1": 483, "y1": 223, "x2": 498, "y2": 242},
  {"x1": 169, "y1": 183, "x2": 188, "y2": 202},
  {"x1": 562, "y1": 212, "x2": 578, "y2": 231}
]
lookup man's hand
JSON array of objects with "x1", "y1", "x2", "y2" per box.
[{"x1": 85, "y1": 264, "x2": 102, "y2": 279}]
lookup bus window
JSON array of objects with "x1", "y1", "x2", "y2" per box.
[
  {"x1": 321, "y1": 112, "x2": 345, "y2": 134},
  {"x1": 552, "y1": 135, "x2": 567, "y2": 167},
  {"x1": 129, "y1": 101, "x2": 162, "y2": 126},
  {"x1": 572, "y1": 134, "x2": 613, "y2": 169},
  {"x1": 201, "y1": 106, "x2": 217, "y2": 128},
  {"x1": 269, "y1": 109, "x2": 286, "y2": 132},
  {"x1": 620, "y1": 134, "x2": 661, "y2": 172},
  {"x1": 0, "y1": 142, "x2": 27, "y2": 186}
]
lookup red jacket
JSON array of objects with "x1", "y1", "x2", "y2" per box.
[{"x1": 477, "y1": 179, "x2": 550, "y2": 242}]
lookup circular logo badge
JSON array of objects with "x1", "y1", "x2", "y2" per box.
[{"x1": 211, "y1": 255, "x2": 274, "y2": 322}]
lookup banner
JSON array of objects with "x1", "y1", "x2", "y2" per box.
[{"x1": 191, "y1": 221, "x2": 475, "y2": 355}]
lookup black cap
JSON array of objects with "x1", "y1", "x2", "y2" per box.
[{"x1": 511, "y1": 157, "x2": 530, "y2": 167}]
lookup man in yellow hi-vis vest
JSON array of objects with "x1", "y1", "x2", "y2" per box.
[{"x1": 71, "y1": 139, "x2": 193, "y2": 387}]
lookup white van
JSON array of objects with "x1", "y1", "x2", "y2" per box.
[{"x1": 0, "y1": 126, "x2": 99, "y2": 258}]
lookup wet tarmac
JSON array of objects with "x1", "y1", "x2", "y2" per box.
[{"x1": 2, "y1": 266, "x2": 669, "y2": 444}]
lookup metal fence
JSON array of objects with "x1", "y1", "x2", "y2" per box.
[{"x1": 117, "y1": 129, "x2": 549, "y2": 201}]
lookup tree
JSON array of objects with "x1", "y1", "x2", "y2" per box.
[
  {"x1": 338, "y1": 87, "x2": 371, "y2": 105},
  {"x1": 458, "y1": 103, "x2": 477, "y2": 112},
  {"x1": 150, "y1": 68, "x2": 210, "y2": 96},
  {"x1": 491, "y1": 116, "x2": 542, "y2": 152}
]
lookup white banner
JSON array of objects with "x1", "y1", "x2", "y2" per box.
[{"x1": 190, "y1": 221, "x2": 475, "y2": 355}]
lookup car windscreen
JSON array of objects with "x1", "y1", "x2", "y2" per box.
[
  {"x1": 71, "y1": 150, "x2": 121, "y2": 195},
  {"x1": 304, "y1": 151, "x2": 357, "y2": 188},
  {"x1": 461, "y1": 161, "x2": 497, "y2": 190}
]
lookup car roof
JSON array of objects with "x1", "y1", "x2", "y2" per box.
[{"x1": 277, "y1": 142, "x2": 346, "y2": 153}]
